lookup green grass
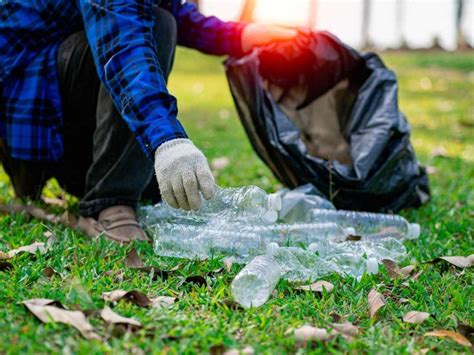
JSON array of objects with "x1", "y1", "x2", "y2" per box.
[{"x1": 1, "y1": 49, "x2": 473, "y2": 354}]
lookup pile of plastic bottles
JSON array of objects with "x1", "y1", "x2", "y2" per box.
[{"x1": 139, "y1": 184, "x2": 420, "y2": 308}]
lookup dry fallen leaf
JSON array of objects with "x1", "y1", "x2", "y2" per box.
[
  {"x1": 102, "y1": 290, "x2": 151, "y2": 308},
  {"x1": 295, "y1": 281, "x2": 334, "y2": 294},
  {"x1": 424, "y1": 330, "x2": 472, "y2": 347},
  {"x1": 223, "y1": 258, "x2": 234, "y2": 272},
  {"x1": 211, "y1": 157, "x2": 230, "y2": 171},
  {"x1": 100, "y1": 306, "x2": 142, "y2": 330},
  {"x1": 0, "y1": 241, "x2": 51, "y2": 259},
  {"x1": 185, "y1": 275, "x2": 207, "y2": 288},
  {"x1": 125, "y1": 249, "x2": 170, "y2": 280},
  {"x1": 381, "y1": 259, "x2": 416, "y2": 279},
  {"x1": 0, "y1": 261, "x2": 13, "y2": 271},
  {"x1": 0, "y1": 203, "x2": 60, "y2": 223},
  {"x1": 458, "y1": 324, "x2": 474, "y2": 339},
  {"x1": 330, "y1": 322, "x2": 359, "y2": 340},
  {"x1": 43, "y1": 266, "x2": 60, "y2": 278},
  {"x1": 294, "y1": 325, "x2": 335, "y2": 345},
  {"x1": 223, "y1": 345, "x2": 255, "y2": 355},
  {"x1": 429, "y1": 255, "x2": 473, "y2": 269},
  {"x1": 403, "y1": 311, "x2": 430, "y2": 324},
  {"x1": 23, "y1": 299, "x2": 100, "y2": 340},
  {"x1": 368, "y1": 289, "x2": 386, "y2": 318},
  {"x1": 150, "y1": 296, "x2": 176, "y2": 309},
  {"x1": 125, "y1": 249, "x2": 145, "y2": 268}
]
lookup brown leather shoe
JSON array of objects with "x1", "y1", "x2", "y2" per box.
[
  {"x1": 61, "y1": 207, "x2": 148, "y2": 243},
  {"x1": 96, "y1": 206, "x2": 149, "y2": 243}
]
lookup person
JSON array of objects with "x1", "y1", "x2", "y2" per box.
[{"x1": 0, "y1": 1, "x2": 297, "y2": 242}]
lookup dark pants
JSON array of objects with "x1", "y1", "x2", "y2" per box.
[{"x1": 0, "y1": 7, "x2": 176, "y2": 218}]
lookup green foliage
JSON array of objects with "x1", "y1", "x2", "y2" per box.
[{"x1": 0, "y1": 49, "x2": 472, "y2": 353}]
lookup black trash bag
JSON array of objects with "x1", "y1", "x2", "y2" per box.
[{"x1": 225, "y1": 31, "x2": 430, "y2": 213}]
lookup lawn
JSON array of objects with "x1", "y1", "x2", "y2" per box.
[{"x1": 0, "y1": 49, "x2": 473, "y2": 354}]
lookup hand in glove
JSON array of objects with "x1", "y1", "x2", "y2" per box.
[
  {"x1": 241, "y1": 23, "x2": 298, "y2": 53},
  {"x1": 154, "y1": 138, "x2": 215, "y2": 211}
]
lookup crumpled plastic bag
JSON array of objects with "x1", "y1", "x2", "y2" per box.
[{"x1": 225, "y1": 31, "x2": 430, "y2": 212}]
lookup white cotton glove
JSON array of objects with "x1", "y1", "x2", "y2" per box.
[{"x1": 154, "y1": 138, "x2": 215, "y2": 211}]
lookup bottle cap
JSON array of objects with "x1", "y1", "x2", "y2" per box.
[
  {"x1": 268, "y1": 193, "x2": 282, "y2": 211},
  {"x1": 262, "y1": 210, "x2": 278, "y2": 224},
  {"x1": 407, "y1": 223, "x2": 421, "y2": 239}
]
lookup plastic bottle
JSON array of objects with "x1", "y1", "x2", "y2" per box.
[
  {"x1": 308, "y1": 209, "x2": 420, "y2": 239},
  {"x1": 202, "y1": 186, "x2": 282, "y2": 224},
  {"x1": 154, "y1": 224, "x2": 265, "y2": 260},
  {"x1": 240, "y1": 222, "x2": 354, "y2": 246},
  {"x1": 231, "y1": 255, "x2": 282, "y2": 308},
  {"x1": 277, "y1": 185, "x2": 336, "y2": 223},
  {"x1": 141, "y1": 185, "x2": 282, "y2": 225}
]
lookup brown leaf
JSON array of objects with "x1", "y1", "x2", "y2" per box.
[
  {"x1": 125, "y1": 249, "x2": 145, "y2": 268},
  {"x1": 124, "y1": 249, "x2": 170, "y2": 280},
  {"x1": 381, "y1": 259, "x2": 416, "y2": 279},
  {"x1": 381, "y1": 259, "x2": 401, "y2": 278},
  {"x1": 0, "y1": 241, "x2": 51, "y2": 259},
  {"x1": 223, "y1": 258, "x2": 234, "y2": 272},
  {"x1": 368, "y1": 289, "x2": 386, "y2": 318},
  {"x1": 403, "y1": 311, "x2": 430, "y2": 324},
  {"x1": 23, "y1": 299, "x2": 100, "y2": 340},
  {"x1": 295, "y1": 281, "x2": 334, "y2": 294},
  {"x1": 330, "y1": 322, "x2": 359, "y2": 340},
  {"x1": 430, "y1": 255, "x2": 473, "y2": 268},
  {"x1": 458, "y1": 324, "x2": 474, "y2": 339},
  {"x1": 103, "y1": 270, "x2": 126, "y2": 283},
  {"x1": 223, "y1": 346, "x2": 254, "y2": 355},
  {"x1": 0, "y1": 261, "x2": 13, "y2": 271},
  {"x1": 185, "y1": 275, "x2": 207, "y2": 287},
  {"x1": 0, "y1": 203, "x2": 60, "y2": 223},
  {"x1": 345, "y1": 235, "x2": 362, "y2": 241},
  {"x1": 102, "y1": 290, "x2": 151, "y2": 308},
  {"x1": 150, "y1": 296, "x2": 176, "y2": 309},
  {"x1": 43, "y1": 266, "x2": 60, "y2": 278},
  {"x1": 294, "y1": 325, "x2": 335, "y2": 345},
  {"x1": 399, "y1": 265, "x2": 416, "y2": 277},
  {"x1": 424, "y1": 330, "x2": 472, "y2": 347},
  {"x1": 43, "y1": 196, "x2": 67, "y2": 208},
  {"x1": 100, "y1": 306, "x2": 142, "y2": 330}
]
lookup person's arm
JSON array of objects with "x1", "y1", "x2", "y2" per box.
[
  {"x1": 78, "y1": 0, "x2": 214, "y2": 211},
  {"x1": 169, "y1": 2, "x2": 297, "y2": 57},
  {"x1": 77, "y1": 0, "x2": 187, "y2": 157}
]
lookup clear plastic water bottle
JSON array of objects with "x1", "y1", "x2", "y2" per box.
[
  {"x1": 240, "y1": 222, "x2": 353, "y2": 246},
  {"x1": 231, "y1": 255, "x2": 282, "y2": 308},
  {"x1": 277, "y1": 185, "x2": 336, "y2": 223},
  {"x1": 154, "y1": 224, "x2": 265, "y2": 260},
  {"x1": 308, "y1": 209, "x2": 420, "y2": 239},
  {"x1": 202, "y1": 186, "x2": 282, "y2": 224}
]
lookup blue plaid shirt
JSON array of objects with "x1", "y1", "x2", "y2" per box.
[{"x1": 0, "y1": 0, "x2": 245, "y2": 161}]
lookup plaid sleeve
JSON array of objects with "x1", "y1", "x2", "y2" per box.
[
  {"x1": 173, "y1": 2, "x2": 247, "y2": 57},
  {"x1": 78, "y1": 0, "x2": 187, "y2": 157}
]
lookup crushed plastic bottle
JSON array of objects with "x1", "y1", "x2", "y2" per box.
[
  {"x1": 140, "y1": 185, "x2": 282, "y2": 226},
  {"x1": 203, "y1": 186, "x2": 282, "y2": 223},
  {"x1": 231, "y1": 255, "x2": 282, "y2": 308},
  {"x1": 240, "y1": 222, "x2": 353, "y2": 246},
  {"x1": 154, "y1": 224, "x2": 265, "y2": 261},
  {"x1": 308, "y1": 209, "x2": 421, "y2": 239},
  {"x1": 277, "y1": 184, "x2": 336, "y2": 223}
]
